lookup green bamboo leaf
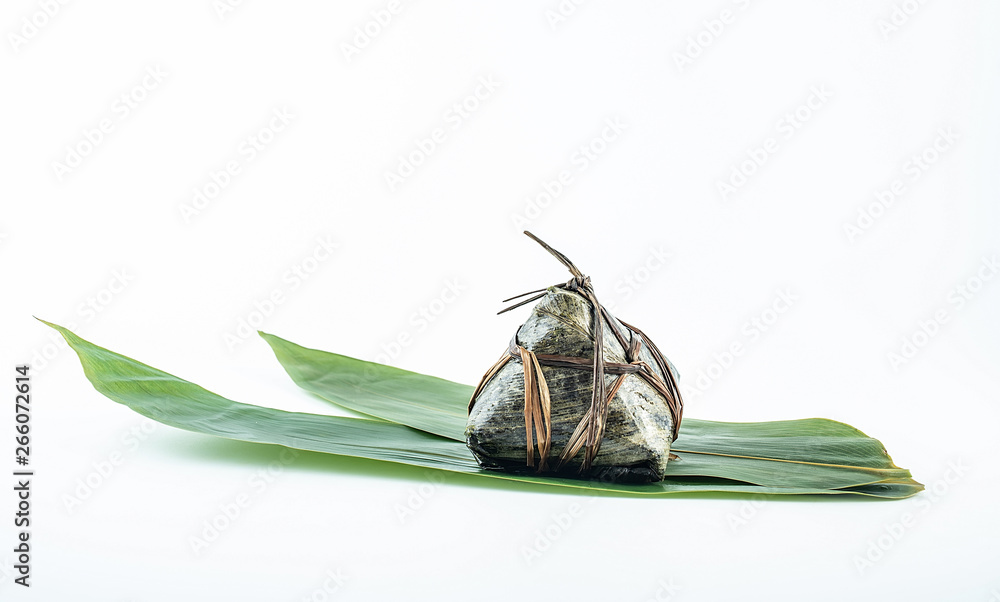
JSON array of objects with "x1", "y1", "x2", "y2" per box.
[
  {"x1": 664, "y1": 451, "x2": 907, "y2": 490},
  {"x1": 672, "y1": 434, "x2": 898, "y2": 469},
  {"x1": 44, "y1": 320, "x2": 921, "y2": 498},
  {"x1": 39, "y1": 320, "x2": 475, "y2": 471},
  {"x1": 261, "y1": 331, "x2": 920, "y2": 492},
  {"x1": 261, "y1": 330, "x2": 469, "y2": 439}
]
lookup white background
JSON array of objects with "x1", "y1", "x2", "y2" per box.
[{"x1": 2, "y1": 1, "x2": 998, "y2": 600}]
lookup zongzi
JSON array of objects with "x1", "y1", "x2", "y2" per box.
[{"x1": 466, "y1": 232, "x2": 684, "y2": 484}]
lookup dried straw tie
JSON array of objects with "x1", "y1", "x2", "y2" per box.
[{"x1": 468, "y1": 232, "x2": 684, "y2": 475}]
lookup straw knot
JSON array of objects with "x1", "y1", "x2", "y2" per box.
[{"x1": 566, "y1": 275, "x2": 591, "y2": 292}]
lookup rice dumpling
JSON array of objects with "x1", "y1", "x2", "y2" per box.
[{"x1": 466, "y1": 232, "x2": 683, "y2": 484}]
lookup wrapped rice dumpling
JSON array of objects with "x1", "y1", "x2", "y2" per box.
[{"x1": 466, "y1": 232, "x2": 684, "y2": 484}]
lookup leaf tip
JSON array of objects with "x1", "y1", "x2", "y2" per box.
[{"x1": 35, "y1": 316, "x2": 59, "y2": 330}]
